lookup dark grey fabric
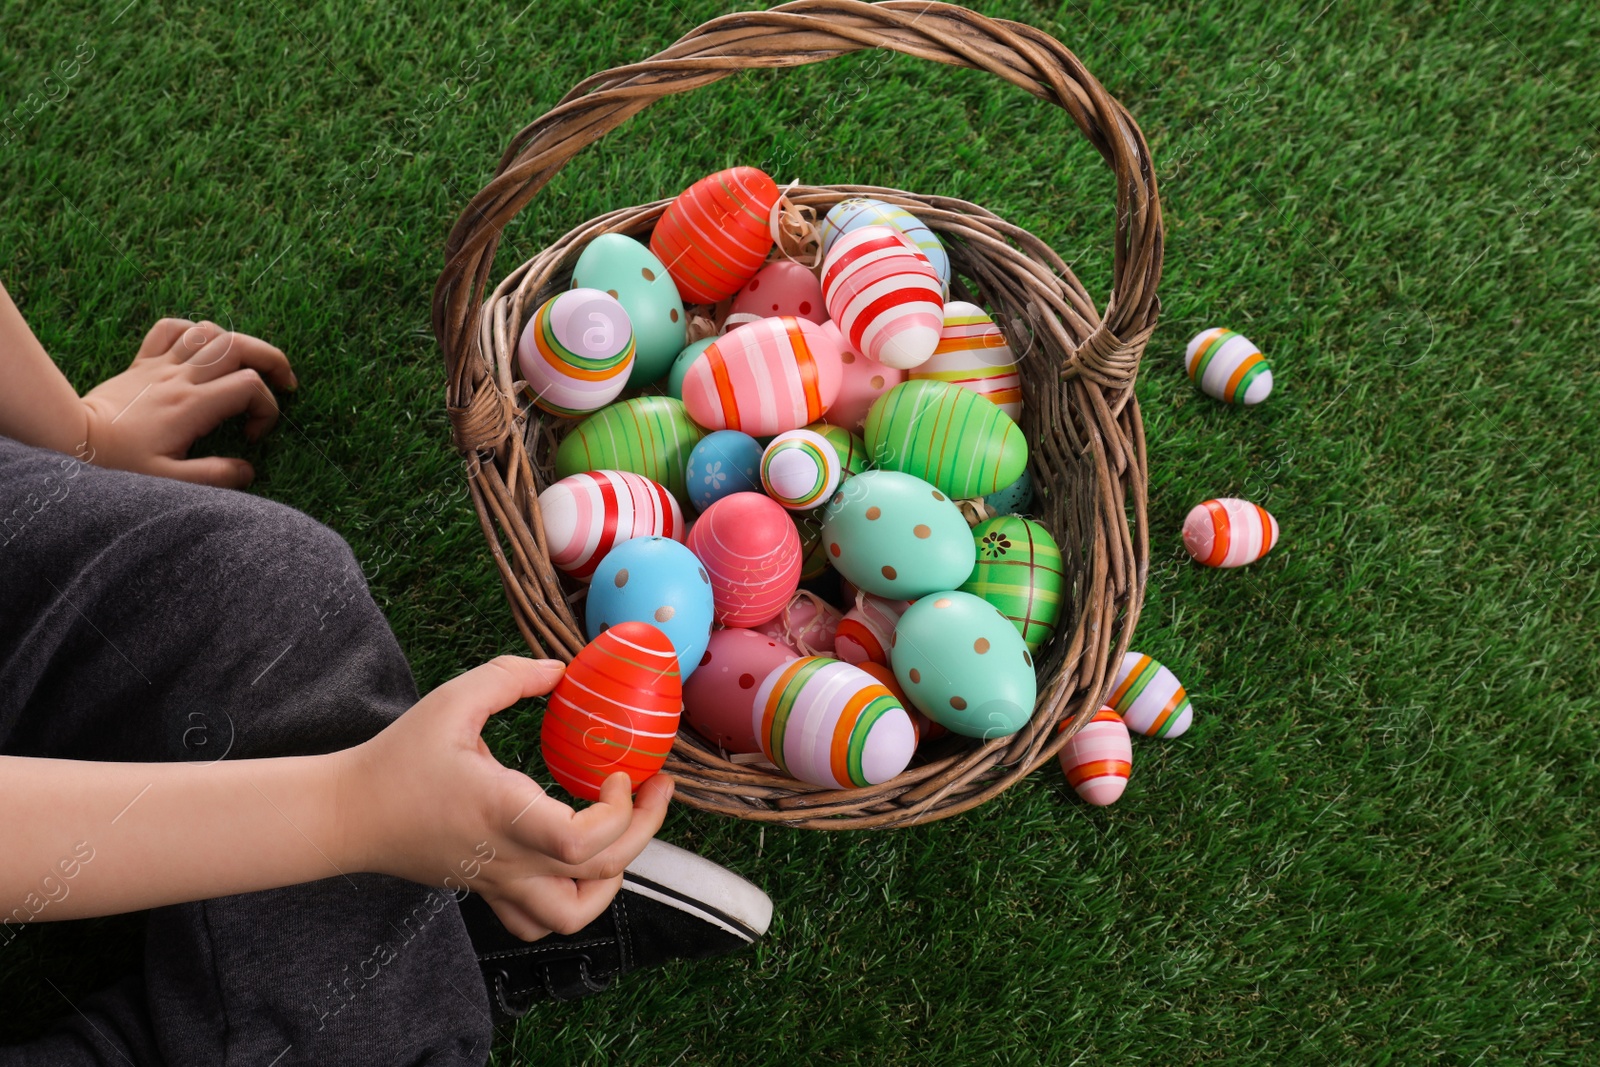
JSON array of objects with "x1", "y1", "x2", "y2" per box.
[{"x1": 0, "y1": 434, "x2": 493, "y2": 1065}]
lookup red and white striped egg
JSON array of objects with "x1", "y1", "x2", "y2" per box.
[
  {"x1": 649, "y1": 166, "x2": 779, "y2": 304},
  {"x1": 541, "y1": 621, "x2": 682, "y2": 802},
  {"x1": 1056, "y1": 706, "x2": 1133, "y2": 806},
  {"x1": 832, "y1": 593, "x2": 911, "y2": 666},
  {"x1": 537, "y1": 470, "x2": 685, "y2": 582},
  {"x1": 910, "y1": 301, "x2": 1022, "y2": 420},
  {"x1": 752, "y1": 656, "x2": 917, "y2": 789},
  {"x1": 821, "y1": 225, "x2": 944, "y2": 370},
  {"x1": 680, "y1": 317, "x2": 845, "y2": 436},
  {"x1": 1183, "y1": 497, "x2": 1280, "y2": 568},
  {"x1": 685, "y1": 492, "x2": 802, "y2": 627}
]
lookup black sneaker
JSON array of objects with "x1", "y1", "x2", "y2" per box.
[{"x1": 460, "y1": 839, "x2": 773, "y2": 1016}]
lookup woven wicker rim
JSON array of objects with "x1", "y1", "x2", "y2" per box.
[{"x1": 432, "y1": 1, "x2": 1162, "y2": 829}]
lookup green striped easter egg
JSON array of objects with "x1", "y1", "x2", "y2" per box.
[
  {"x1": 958, "y1": 515, "x2": 1064, "y2": 653},
  {"x1": 554, "y1": 396, "x2": 705, "y2": 505},
  {"x1": 863, "y1": 379, "x2": 1027, "y2": 500}
]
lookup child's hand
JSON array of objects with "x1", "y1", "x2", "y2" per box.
[
  {"x1": 80, "y1": 319, "x2": 297, "y2": 487},
  {"x1": 338, "y1": 656, "x2": 675, "y2": 941}
]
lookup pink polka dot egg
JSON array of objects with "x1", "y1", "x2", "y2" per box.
[{"x1": 682, "y1": 628, "x2": 798, "y2": 754}]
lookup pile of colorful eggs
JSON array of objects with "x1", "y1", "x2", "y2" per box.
[
  {"x1": 528, "y1": 165, "x2": 1256, "y2": 813},
  {"x1": 531, "y1": 165, "x2": 1062, "y2": 802}
]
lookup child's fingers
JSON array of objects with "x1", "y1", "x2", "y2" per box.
[
  {"x1": 506, "y1": 772, "x2": 649, "y2": 869},
  {"x1": 161, "y1": 320, "x2": 228, "y2": 362},
  {"x1": 137, "y1": 318, "x2": 198, "y2": 361},
  {"x1": 561, "y1": 774, "x2": 674, "y2": 882},
  {"x1": 513, "y1": 873, "x2": 624, "y2": 937},
  {"x1": 193, "y1": 368, "x2": 279, "y2": 441},
  {"x1": 431, "y1": 657, "x2": 565, "y2": 738},
  {"x1": 485, "y1": 895, "x2": 550, "y2": 943},
  {"x1": 183, "y1": 330, "x2": 297, "y2": 392},
  {"x1": 149, "y1": 454, "x2": 255, "y2": 489}
]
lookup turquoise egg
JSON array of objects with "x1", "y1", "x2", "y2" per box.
[
  {"x1": 667, "y1": 337, "x2": 715, "y2": 400},
  {"x1": 573, "y1": 234, "x2": 686, "y2": 387},
  {"x1": 983, "y1": 468, "x2": 1034, "y2": 515},
  {"x1": 585, "y1": 536, "x2": 714, "y2": 679},
  {"x1": 891, "y1": 590, "x2": 1037, "y2": 739},
  {"x1": 685, "y1": 430, "x2": 763, "y2": 512},
  {"x1": 819, "y1": 470, "x2": 975, "y2": 599}
]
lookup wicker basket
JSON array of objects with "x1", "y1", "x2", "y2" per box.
[{"x1": 431, "y1": 0, "x2": 1162, "y2": 829}]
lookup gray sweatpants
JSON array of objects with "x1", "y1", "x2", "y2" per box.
[{"x1": 0, "y1": 434, "x2": 493, "y2": 1065}]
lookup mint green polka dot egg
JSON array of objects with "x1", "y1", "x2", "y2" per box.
[
  {"x1": 819, "y1": 471, "x2": 974, "y2": 600},
  {"x1": 891, "y1": 590, "x2": 1036, "y2": 739}
]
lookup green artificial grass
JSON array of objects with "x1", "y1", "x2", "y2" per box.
[{"x1": 3, "y1": 0, "x2": 1598, "y2": 1061}]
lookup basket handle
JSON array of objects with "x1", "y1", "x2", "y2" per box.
[{"x1": 433, "y1": 0, "x2": 1163, "y2": 456}]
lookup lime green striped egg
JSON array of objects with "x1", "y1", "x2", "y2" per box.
[
  {"x1": 863, "y1": 379, "x2": 1027, "y2": 500},
  {"x1": 958, "y1": 516, "x2": 1064, "y2": 653},
  {"x1": 555, "y1": 396, "x2": 705, "y2": 505}
]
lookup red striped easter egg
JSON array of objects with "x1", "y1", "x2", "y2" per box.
[
  {"x1": 1056, "y1": 707, "x2": 1133, "y2": 806},
  {"x1": 680, "y1": 317, "x2": 845, "y2": 436},
  {"x1": 685, "y1": 492, "x2": 802, "y2": 627},
  {"x1": 821, "y1": 225, "x2": 944, "y2": 370},
  {"x1": 1182, "y1": 497, "x2": 1280, "y2": 568},
  {"x1": 650, "y1": 167, "x2": 780, "y2": 304},
  {"x1": 541, "y1": 621, "x2": 683, "y2": 801},
  {"x1": 536, "y1": 470, "x2": 685, "y2": 582}
]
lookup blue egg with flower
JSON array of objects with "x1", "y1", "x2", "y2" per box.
[{"x1": 684, "y1": 430, "x2": 763, "y2": 513}]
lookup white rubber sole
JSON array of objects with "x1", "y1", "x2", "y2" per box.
[{"x1": 623, "y1": 839, "x2": 773, "y2": 941}]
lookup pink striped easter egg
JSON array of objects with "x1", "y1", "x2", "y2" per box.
[
  {"x1": 821, "y1": 225, "x2": 944, "y2": 370},
  {"x1": 516, "y1": 289, "x2": 636, "y2": 417},
  {"x1": 1056, "y1": 707, "x2": 1133, "y2": 806},
  {"x1": 1182, "y1": 497, "x2": 1280, "y2": 568},
  {"x1": 680, "y1": 317, "x2": 845, "y2": 436},
  {"x1": 536, "y1": 470, "x2": 685, "y2": 582},
  {"x1": 685, "y1": 492, "x2": 802, "y2": 627}
]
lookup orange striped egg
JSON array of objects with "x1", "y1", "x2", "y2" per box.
[
  {"x1": 752, "y1": 656, "x2": 916, "y2": 788},
  {"x1": 1185, "y1": 328, "x2": 1273, "y2": 405},
  {"x1": 821, "y1": 225, "x2": 944, "y2": 370},
  {"x1": 537, "y1": 470, "x2": 685, "y2": 581},
  {"x1": 910, "y1": 302, "x2": 1021, "y2": 419},
  {"x1": 516, "y1": 289, "x2": 636, "y2": 417},
  {"x1": 541, "y1": 621, "x2": 682, "y2": 802},
  {"x1": 650, "y1": 167, "x2": 779, "y2": 304},
  {"x1": 1107, "y1": 651, "x2": 1193, "y2": 739},
  {"x1": 1056, "y1": 707, "x2": 1132, "y2": 806},
  {"x1": 680, "y1": 317, "x2": 845, "y2": 436},
  {"x1": 1183, "y1": 497, "x2": 1280, "y2": 568},
  {"x1": 832, "y1": 593, "x2": 911, "y2": 666}
]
